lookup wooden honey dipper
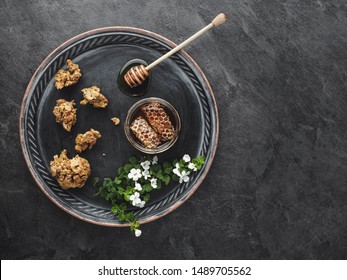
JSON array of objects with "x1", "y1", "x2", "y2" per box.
[{"x1": 124, "y1": 13, "x2": 227, "y2": 88}]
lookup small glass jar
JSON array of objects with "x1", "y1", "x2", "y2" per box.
[
  {"x1": 124, "y1": 97, "x2": 181, "y2": 154},
  {"x1": 117, "y1": 59, "x2": 151, "y2": 97}
]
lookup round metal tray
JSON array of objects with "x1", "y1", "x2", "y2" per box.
[{"x1": 20, "y1": 27, "x2": 218, "y2": 226}]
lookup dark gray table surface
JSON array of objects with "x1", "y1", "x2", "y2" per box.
[{"x1": 1, "y1": 0, "x2": 346, "y2": 259}]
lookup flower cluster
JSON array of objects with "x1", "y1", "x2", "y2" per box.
[
  {"x1": 126, "y1": 157, "x2": 159, "y2": 209},
  {"x1": 129, "y1": 191, "x2": 145, "y2": 208},
  {"x1": 172, "y1": 154, "x2": 205, "y2": 183},
  {"x1": 94, "y1": 154, "x2": 205, "y2": 237}
]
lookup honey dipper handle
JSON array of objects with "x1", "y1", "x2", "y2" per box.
[{"x1": 145, "y1": 13, "x2": 227, "y2": 71}]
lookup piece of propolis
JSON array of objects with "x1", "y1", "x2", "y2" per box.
[
  {"x1": 52, "y1": 99, "x2": 77, "y2": 132},
  {"x1": 50, "y1": 149, "x2": 91, "y2": 189},
  {"x1": 80, "y1": 86, "x2": 108, "y2": 108},
  {"x1": 54, "y1": 59, "x2": 82, "y2": 89},
  {"x1": 75, "y1": 128, "x2": 101, "y2": 153},
  {"x1": 111, "y1": 117, "x2": 120, "y2": 126}
]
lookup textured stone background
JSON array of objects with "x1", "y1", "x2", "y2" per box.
[{"x1": 1, "y1": 0, "x2": 347, "y2": 259}]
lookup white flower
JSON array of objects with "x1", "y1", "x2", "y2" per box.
[
  {"x1": 133, "y1": 199, "x2": 145, "y2": 208},
  {"x1": 129, "y1": 191, "x2": 141, "y2": 206},
  {"x1": 173, "y1": 163, "x2": 181, "y2": 176},
  {"x1": 183, "y1": 154, "x2": 191, "y2": 162},
  {"x1": 188, "y1": 162, "x2": 197, "y2": 171},
  {"x1": 142, "y1": 169, "x2": 151, "y2": 180},
  {"x1": 128, "y1": 168, "x2": 142, "y2": 181},
  {"x1": 130, "y1": 191, "x2": 145, "y2": 208},
  {"x1": 150, "y1": 178, "x2": 158, "y2": 189},
  {"x1": 133, "y1": 199, "x2": 142, "y2": 206},
  {"x1": 129, "y1": 191, "x2": 140, "y2": 201},
  {"x1": 134, "y1": 182, "x2": 142, "y2": 191},
  {"x1": 137, "y1": 200, "x2": 145, "y2": 208},
  {"x1": 179, "y1": 170, "x2": 190, "y2": 183},
  {"x1": 152, "y1": 156, "x2": 158, "y2": 164},
  {"x1": 140, "y1": 160, "x2": 151, "y2": 170},
  {"x1": 135, "y1": 229, "x2": 142, "y2": 237}
]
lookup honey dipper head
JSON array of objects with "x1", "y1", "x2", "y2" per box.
[{"x1": 124, "y1": 64, "x2": 149, "y2": 88}]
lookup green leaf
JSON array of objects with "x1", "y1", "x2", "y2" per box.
[
  {"x1": 143, "y1": 193, "x2": 150, "y2": 202},
  {"x1": 192, "y1": 155, "x2": 206, "y2": 170},
  {"x1": 95, "y1": 185, "x2": 108, "y2": 197},
  {"x1": 172, "y1": 174, "x2": 180, "y2": 182},
  {"x1": 156, "y1": 170, "x2": 164, "y2": 180},
  {"x1": 129, "y1": 156, "x2": 138, "y2": 164},
  {"x1": 92, "y1": 177, "x2": 99, "y2": 187},
  {"x1": 142, "y1": 184, "x2": 153, "y2": 192},
  {"x1": 163, "y1": 161, "x2": 171, "y2": 168},
  {"x1": 125, "y1": 212, "x2": 134, "y2": 222},
  {"x1": 163, "y1": 174, "x2": 170, "y2": 186},
  {"x1": 156, "y1": 180, "x2": 162, "y2": 189},
  {"x1": 117, "y1": 187, "x2": 125, "y2": 195},
  {"x1": 111, "y1": 205, "x2": 119, "y2": 214},
  {"x1": 164, "y1": 166, "x2": 172, "y2": 174},
  {"x1": 118, "y1": 167, "x2": 125, "y2": 176},
  {"x1": 163, "y1": 161, "x2": 171, "y2": 169},
  {"x1": 125, "y1": 186, "x2": 133, "y2": 195},
  {"x1": 114, "y1": 177, "x2": 122, "y2": 185},
  {"x1": 124, "y1": 194, "x2": 130, "y2": 202},
  {"x1": 118, "y1": 212, "x2": 125, "y2": 221},
  {"x1": 151, "y1": 164, "x2": 162, "y2": 173},
  {"x1": 163, "y1": 162, "x2": 172, "y2": 174},
  {"x1": 133, "y1": 164, "x2": 140, "y2": 170},
  {"x1": 103, "y1": 178, "x2": 113, "y2": 188},
  {"x1": 124, "y1": 164, "x2": 133, "y2": 173},
  {"x1": 119, "y1": 203, "x2": 127, "y2": 211},
  {"x1": 130, "y1": 219, "x2": 140, "y2": 231},
  {"x1": 140, "y1": 156, "x2": 147, "y2": 162}
]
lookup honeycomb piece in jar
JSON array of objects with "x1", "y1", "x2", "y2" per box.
[
  {"x1": 130, "y1": 116, "x2": 161, "y2": 149},
  {"x1": 75, "y1": 128, "x2": 101, "y2": 153},
  {"x1": 54, "y1": 59, "x2": 82, "y2": 89},
  {"x1": 80, "y1": 86, "x2": 108, "y2": 108},
  {"x1": 52, "y1": 99, "x2": 77, "y2": 132},
  {"x1": 141, "y1": 102, "x2": 175, "y2": 141},
  {"x1": 50, "y1": 149, "x2": 91, "y2": 189}
]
